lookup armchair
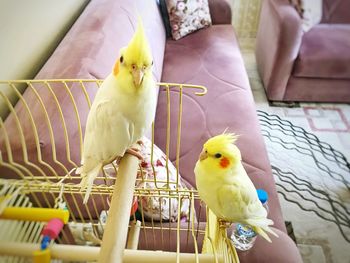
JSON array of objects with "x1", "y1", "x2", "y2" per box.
[{"x1": 256, "y1": 0, "x2": 350, "y2": 102}]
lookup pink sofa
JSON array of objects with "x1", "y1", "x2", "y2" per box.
[
  {"x1": 0, "y1": 0, "x2": 302, "y2": 261},
  {"x1": 256, "y1": 0, "x2": 350, "y2": 102}
]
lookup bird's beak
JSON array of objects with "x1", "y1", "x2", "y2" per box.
[
  {"x1": 199, "y1": 150, "x2": 208, "y2": 161},
  {"x1": 132, "y1": 68, "x2": 144, "y2": 88}
]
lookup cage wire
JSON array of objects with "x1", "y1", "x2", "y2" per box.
[{"x1": 0, "y1": 79, "x2": 238, "y2": 262}]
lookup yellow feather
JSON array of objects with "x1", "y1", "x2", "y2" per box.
[
  {"x1": 202, "y1": 208, "x2": 240, "y2": 262},
  {"x1": 196, "y1": 132, "x2": 278, "y2": 246},
  {"x1": 79, "y1": 17, "x2": 156, "y2": 204},
  {"x1": 203, "y1": 133, "x2": 241, "y2": 169},
  {"x1": 204, "y1": 133, "x2": 239, "y2": 150},
  {"x1": 123, "y1": 17, "x2": 152, "y2": 67}
]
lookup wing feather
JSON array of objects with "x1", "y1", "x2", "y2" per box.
[
  {"x1": 82, "y1": 99, "x2": 133, "y2": 171},
  {"x1": 217, "y1": 182, "x2": 267, "y2": 222}
]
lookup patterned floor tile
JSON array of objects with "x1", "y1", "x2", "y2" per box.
[
  {"x1": 283, "y1": 107, "x2": 306, "y2": 118},
  {"x1": 304, "y1": 107, "x2": 350, "y2": 132}
]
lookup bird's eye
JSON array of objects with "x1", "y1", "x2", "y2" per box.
[
  {"x1": 143, "y1": 65, "x2": 147, "y2": 70},
  {"x1": 120, "y1": 56, "x2": 124, "y2": 63},
  {"x1": 215, "y1": 153, "x2": 222, "y2": 158},
  {"x1": 132, "y1": 64, "x2": 136, "y2": 70}
]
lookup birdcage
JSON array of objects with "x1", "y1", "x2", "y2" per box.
[{"x1": 0, "y1": 79, "x2": 239, "y2": 263}]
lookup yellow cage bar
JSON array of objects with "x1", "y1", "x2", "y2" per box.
[
  {"x1": 0, "y1": 207, "x2": 69, "y2": 223},
  {"x1": 0, "y1": 79, "x2": 238, "y2": 262}
]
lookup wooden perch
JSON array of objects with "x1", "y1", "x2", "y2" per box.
[
  {"x1": 0, "y1": 242, "x2": 222, "y2": 262},
  {"x1": 98, "y1": 144, "x2": 141, "y2": 263}
]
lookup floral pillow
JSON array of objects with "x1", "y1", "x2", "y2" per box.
[
  {"x1": 103, "y1": 136, "x2": 190, "y2": 222},
  {"x1": 166, "y1": 0, "x2": 212, "y2": 40},
  {"x1": 136, "y1": 137, "x2": 190, "y2": 222}
]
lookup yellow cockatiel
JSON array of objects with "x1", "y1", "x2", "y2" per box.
[
  {"x1": 194, "y1": 133, "x2": 278, "y2": 242},
  {"x1": 77, "y1": 19, "x2": 157, "y2": 204}
]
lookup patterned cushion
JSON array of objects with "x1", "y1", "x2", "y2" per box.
[
  {"x1": 165, "y1": 0, "x2": 212, "y2": 40},
  {"x1": 136, "y1": 137, "x2": 190, "y2": 222},
  {"x1": 104, "y1": 137, "x2": 190, "y2": 222}
]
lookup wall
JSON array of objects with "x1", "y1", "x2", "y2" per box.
[{"x1": 0, "y1": 0, "x2": 90, "y2": 119}]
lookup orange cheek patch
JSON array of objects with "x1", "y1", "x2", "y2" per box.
[{"x1": 220, "y1": 157, "x2": 230, "y2": 168}]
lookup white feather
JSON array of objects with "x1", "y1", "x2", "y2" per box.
[{"x1": 78, "y1": 73, "x2": 157, "y2": 204}]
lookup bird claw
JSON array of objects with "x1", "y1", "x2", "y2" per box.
[
  {"x1": 126, "y1": 148, "x2": 143, "y2": 160},
  {"x1": 218, "y1": 219, "x2": 232, "y2": 228}
]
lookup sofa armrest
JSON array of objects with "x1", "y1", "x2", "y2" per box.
[
  {"x1": 255, "y1": 0, "x2": 303, "y2": 101},
  {"x1": 238, "y1": 228, "x2": 303, "y2": 262},
  {"x1": 209, "y1": 0, "x2": 232, "y2": 24}
]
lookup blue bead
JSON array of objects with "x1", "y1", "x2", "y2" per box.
[
  {"x1": 257, "y1": 189, "x2": 268, "y2": 204},
  {"x1": 41, "y1": 236, "x2": 51, "y2": 250}
]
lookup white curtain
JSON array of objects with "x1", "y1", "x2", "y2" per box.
[{"x1": 231, "y1": 0, "x2": 262, "y2": 38}]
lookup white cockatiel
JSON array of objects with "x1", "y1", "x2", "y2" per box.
[
  {"x1": 194, "y1": 133, "x2": 278, "y2": 242},
  {"x1": 77, "y1": 19, "x2": 157, "y2": 204}
]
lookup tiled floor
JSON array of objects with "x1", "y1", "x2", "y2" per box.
[{"x1": 240, "y1": 38, "x2": 350, "y2": 263}]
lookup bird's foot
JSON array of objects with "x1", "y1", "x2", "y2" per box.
[
  {"x1": 218, "y1": 219, "x2": 232, "y2": 229},
  {"x1": 126, "y1": 147, "x2": 143, "y2": 160},
  {"x1": 114, "y1": 156, "x2": 122, "y2": 165}
]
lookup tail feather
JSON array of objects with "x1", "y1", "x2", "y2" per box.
[
  {"x1": 203, "y1": 209, "x2": 240, "y2": 262},
  {"x1": 246, "y1": 218, "x2": 278, "y2": 243},
  {"x1": 218, "y1": 222, "x2": 240, "y2": 263},
  {"x1": 262, "y1": 224, "x2": 279, "y2": 237},
  {"x1": 79, "y1": 164, "x2": 102, "y2": 204},
  {"x1": 253, "y1": 226, "x2": 272, "y2": 242}
]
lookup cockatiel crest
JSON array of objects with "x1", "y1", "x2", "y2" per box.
[
  {"x1": 122, "y1": 18, "x2": 152, "y2": 66},
  {"x1": 77, "y1": 18, "x2": 157, "y2": 204},
  {"x1": 195, "y1": 133, "x2": 278, "y2": 243},
  {"x1": 205, "y1": 133, "x2": 238, "y2": 150},
  {"x1": 113, "y1": 17, "x2": 153, "y2": 91},
  {"x1": 199, "y1": 133, "x2": 241, "y2": 175}
]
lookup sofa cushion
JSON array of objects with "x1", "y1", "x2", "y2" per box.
[
  {"x1": 293, "y1": 24, "x2": 350, "y2": 79},
  {"x1": 155, "y1": 25, "x2": 286, "y2": 231},
  {"x1": 208, "y1": 0, "x2": 232, "y2": 25},
  {"x1": 322, "y1": 0, "x2": 350, "y2": 24}
]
